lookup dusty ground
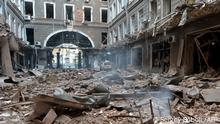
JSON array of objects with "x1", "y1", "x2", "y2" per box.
[{"x1": 0, "y1": 68, "x2": 220, "y2": 124}]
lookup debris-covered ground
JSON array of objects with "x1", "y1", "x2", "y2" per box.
[{"x1": 0, "y1": 68, "x2": 220, "y2": 124}]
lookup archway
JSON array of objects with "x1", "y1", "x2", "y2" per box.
[
  {"x1": 44, "y1": 29, "x2": 95, "y2": 48},
  {"x1": 44, "y1": 30, "x2": 94, "y2": 69}
]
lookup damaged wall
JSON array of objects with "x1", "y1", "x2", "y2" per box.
[
  {"x1": 181, "y1": 12, "x2": 220, "y2": 74},
  {"x1": 143, "y1": 1, "x2": 220, "y2": 75}
]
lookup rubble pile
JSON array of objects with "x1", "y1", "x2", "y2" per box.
[
  {"x1": 0, "y1": 68, "x2": 220, "y2": 123},
  {"x1": 0, "y1": 69, "x2": 153, "y2": 124},
  {"x1": 165, "y1": 71, "x2": 220, "y2": 123}
]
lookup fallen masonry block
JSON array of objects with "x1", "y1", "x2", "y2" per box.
[
  {"x1": 201, "y1": 89, "x2": 220, "y2": 103},
  {"x1": 42, "y1": 109, "x2": 57, "y2": 124}
]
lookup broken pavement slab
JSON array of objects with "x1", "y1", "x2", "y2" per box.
[{"x1": 201, "y1": 89, "x2": 220, "y2": 103}]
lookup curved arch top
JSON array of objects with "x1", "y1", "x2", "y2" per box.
[{"x1": 43, "y1": 29, "x2": 95, "y2": 48}]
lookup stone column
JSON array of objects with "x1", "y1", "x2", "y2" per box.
[{"x1": 0, "y1": 36, "x2": 15, "y2": 78}]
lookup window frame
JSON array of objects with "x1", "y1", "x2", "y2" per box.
[
  {"x1": 44, "y1": 1, "x2": 56, "y2": 19},
  {"x1": 100, "y1": 7, "x2": 108, "y2": 23},
  {"x1": 82, "y1": 6, "x2": 93, "y2": 22},
  {"x1": 24, "y1": 0, "x2": 35, "y2": 17},
  {"x1": 101, "y1": 32, "x2": 108, "y2": 45},
  {"x1": 64, "y1": 4, "x2": 74, "y2": 21}
]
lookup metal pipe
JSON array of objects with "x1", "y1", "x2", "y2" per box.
[{"x1": 150, "y1": 99, "x2": 154, "y2": 119}]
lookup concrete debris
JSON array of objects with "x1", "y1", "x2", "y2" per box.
[
  {"x1": 46, "y1": 73, "x2": 58, "y2": 84},
  {"x1": 102, "y1": 71, "x2": 124, "y2": 85},
  {"x1": 186, "y1": 86, "x2": 200, "y2": 98},
  {"x1": 200, "y1": 89, "x2": 220, "y2": 103},
  {"x1": 0, "y1": 68, "x2": 220, "y2": 123},
  {"x1": 42, "y1": 109, "x2": 57, "y2": 124}
]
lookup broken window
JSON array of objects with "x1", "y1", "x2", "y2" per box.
[
  {"x1": 101, "y1": 32, "x2": 107, "y2": 45},
  {"x1": 65, "y1": 5, "x2": 73, "y2": 20},
  {"x1": 26, "y1": 28, "x2": 34, "y2": 45},
  {"x1": 163, "y1": 0, "x2": 171, "y2": 16},
  {"x1": 84, "y1": 7, "x2": 92, "y2": 22},
  {"x1": 25, "y1": 1, "x2": 33, "y2": 16},
  {"x1": 101, "y1": 9, "x2": 107, "y2": 23},
  {"x1": 150, "y1": 0, "x2": 157, "y2": 21},
  {"x1": 45, "y1": 3, "x2": 55, "y2": 19},
  {"x1": 193, "y1": 31, "x2": 220, "y2": 73}
]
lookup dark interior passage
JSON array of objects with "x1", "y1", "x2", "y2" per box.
[{"x1": 193, "y1": 31, "x2": 220, "y2": 73}]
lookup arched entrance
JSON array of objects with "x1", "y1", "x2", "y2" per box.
[
  {"x1": 44, "y1": 29, "x2": 94, "y2": 48},
  {"x1": 44, "y1": 30, "x2": 94, "y2": 69}
]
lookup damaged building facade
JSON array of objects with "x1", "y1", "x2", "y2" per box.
[
  {"x1": 107, "y1": 0, "x2": 220, "y2": 75},
  {"x1": 1, "y1": 0, "x2": 220, "y2": 75},
  {"x1": 23, "y1": 0, "x2": 108, "y2": 69},
  {"x1": 107, "y1": 0, "x2": 148, "y2": 69},
  {"x1": 0, "y1": 0, "x2": 26, "y2": 77},
  {"x1": 1, "y1": 0, "x2": 220, "y2": 123}
]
